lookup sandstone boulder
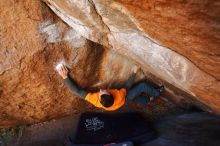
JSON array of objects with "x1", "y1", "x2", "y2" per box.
[
  {"x1": 44, "y1": 0, "x2": 220, "y2": 113},
  {"x1": 0, "y1": 0, "x2": 220, "y2": 127}
]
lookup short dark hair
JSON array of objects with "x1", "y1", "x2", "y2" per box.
[{"x1": 100, "y1": 94, "x2": 114, "y2": 108}]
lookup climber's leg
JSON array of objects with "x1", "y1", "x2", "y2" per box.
[{"x1": 126, "y1": 82, "x2": 161, "y2": 101}]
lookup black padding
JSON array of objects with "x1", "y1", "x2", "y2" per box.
[{"x1": 71, "y1": 112, "x2": 157, "y2": 145}]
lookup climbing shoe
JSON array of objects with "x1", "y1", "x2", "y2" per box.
[{"x1": 158, "y1": 85, "x2": 165, "y2": 93}]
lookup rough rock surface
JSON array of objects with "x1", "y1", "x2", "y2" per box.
[
  {"x1": 0, "y1": 0, "x2": 220, "y2": 127},
  {"x1": 44, "y1": 0, "x2": 220, "y2": 113},
  {"x1": 0, "y1": 0, "x2": 141, "y2": 127}
]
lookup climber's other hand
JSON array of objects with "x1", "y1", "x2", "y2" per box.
[{"x1": 133, "y1": 65, "x2": 141, "y2": 74}]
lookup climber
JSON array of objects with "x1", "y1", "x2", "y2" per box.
[{"x1": 57, "y1": 64, "x2": 164, "y2": 111}]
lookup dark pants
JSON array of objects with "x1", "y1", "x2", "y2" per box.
[{"x1": 126, "y1": 82, "x2": 160, "y2": 105}]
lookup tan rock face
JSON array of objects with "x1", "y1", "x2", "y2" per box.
[
  {"x1": 0, "y1": 0, "x2": 220, "y2": 127},
  {"x1": 44, "y1": 0, "x2": 220, "y2": 113},
  {"x1": 116, "y1": 0, "x2": 220, "y2": 80}
]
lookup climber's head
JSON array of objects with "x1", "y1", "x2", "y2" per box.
[{"x1": 99, "y1": 89, "x2": 114, "y2": 108}]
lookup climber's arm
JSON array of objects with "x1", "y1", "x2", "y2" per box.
[
  {"x1": 125, "y1": 65, "x2": 140, "y2": 90},
  {"x1": 57, "y1": 64, "x2": 87, "y2": 99},
  {"x1": 125, "y1": 73, "x2": 136, "y2": 90},
  {"x1": 63, "y1": 77, "x2": 87, "y2": 99}
]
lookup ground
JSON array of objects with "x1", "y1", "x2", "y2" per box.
[{"x1": 2, "y1": 95, "x2": 188, "y2": 146}]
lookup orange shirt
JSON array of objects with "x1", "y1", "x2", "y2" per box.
[{"x1": 85, "y1": 88, "x2": 126, "y2": 111}]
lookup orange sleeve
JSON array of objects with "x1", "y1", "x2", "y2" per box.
[
  {"x1": 85, "y1": 92, "x2": 99, "y2": 105},
  {"x1": 120, "y1": 88, "x2": 127, "y2": 97}
]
